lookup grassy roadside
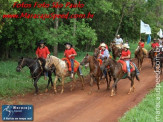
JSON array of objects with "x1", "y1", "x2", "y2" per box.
[
  {"x1": 0, "y1": 52, "x2": 91, "y2": 98},
  {"x1": 119, "y1": 82, "x2": 163, "y2": 122}
]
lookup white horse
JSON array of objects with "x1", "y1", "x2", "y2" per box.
[{"x1": 45, "y1": 55, "x2": 84, "y2": 94}]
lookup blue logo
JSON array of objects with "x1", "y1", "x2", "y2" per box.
[{"x1": 2, "y1": 105, "x2": 33, "y2": 121}]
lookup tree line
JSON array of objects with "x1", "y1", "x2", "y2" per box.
[{"x1": 0, "y1": 0, "x2": 163, "y2": 59}]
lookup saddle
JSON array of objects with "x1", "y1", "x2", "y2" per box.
[
  {"x1": 62, "y1": 58, "x2": 80, "y2": 72},
  {"x1": 97, "y1": 59, "x2": 103, "y2": 66},
  {"x1": 118, "y1": 60, "x2": 135, "y2": 73}
]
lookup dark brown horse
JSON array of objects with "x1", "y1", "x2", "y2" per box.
[
  {"x1": 135, "y1": 47, "x2": 144, "y2": 71},
  {"x1": 80, "y1": 54, "x2": 110, "y2": 90},
  {"x1": 16, "y1": 57, "x2": 54, "y2": 94},
  {"x1": 110, "y1": 43, "x2": 121, "y2": 60},
  {"x1": 101, "y1": 58, "x2": 140, "y2": 96}
]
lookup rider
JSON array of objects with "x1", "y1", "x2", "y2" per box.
[
  {"x1": 114, "y1": 35, "x2": 123, "y2": 49},
  {"x1": 120, "y1": 43, "x2": 131, "y2": 77},
  {"x1": 136, "y1": 39, "x2": 148, "y2": 56},
  {"x1": 36, "y1": 40, "x2": 50, "y2": 80},
  {"x1": 151, "y1": 38, "x2": 159, "y2": 49},
  {"x1": 99, "y1": 43, "x2": 110, "y2": 60},
  {"x1": 64, "y1": 43, "x2": 83, "y2": 78},
  {"x1": 98, "y1": 43, "x2": 110, "y2": 78}
]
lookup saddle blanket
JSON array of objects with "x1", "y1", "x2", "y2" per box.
[
  {"x1": 62, "y1": 58, "x2": 80, "y2": 72},
  {"x1": 118, "y1": 60, "x2": 135, "y2": 73}
]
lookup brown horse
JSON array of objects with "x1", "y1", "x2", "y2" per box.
[
  {"x1": 148, "y1": 49, "x2": 156, "y2": 67},
  {"x1": 101, "y1": 57, "x2": 140, "y2": 96},
  {"x1": 135, "y1": 47, "x2": 144, "y2": 71},
  {"x1": 45, "y1": 55, "x2": 84, "y2": 94},
  {"x1": 110, "y1": 43, "x2": 121, "y2": 60},
  {"x1": 80, "y1": 54, "x2": 110, "y2": 90}
]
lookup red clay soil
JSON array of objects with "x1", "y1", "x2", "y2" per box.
[{"x1": 0, "y1": 58, "x2": 162, "y2": 122}]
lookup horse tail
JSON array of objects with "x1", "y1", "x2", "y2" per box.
[{"x1": 136, "y1": 75, "x2": 140, "y2": 82}]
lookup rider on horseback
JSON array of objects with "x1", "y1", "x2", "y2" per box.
[
  {"x1": 135, "y1": 39, "x2": 148, "y2": 56},
  {"x1": 120, "y1": 43, "x2": 131, "y2": 77},
  {"x1": 64, "y1": 43, "x2": 83, "y2": 78},
  {"x1": 151, "y1": 38, "x2": 159, "y2": 49},
  {"x1": 36, "y1": 40, "x2": 50, "y2": 80},
  {"x1": 114, "y1": 35, "x2": 123, "y2": 49},
  {"x1": 99, "y1": 43, "x2": 110, "y2": 60}
]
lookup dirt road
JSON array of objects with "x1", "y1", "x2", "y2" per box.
[{"x1": 0, "y1": 58, "x2": 161, "y2": 122}]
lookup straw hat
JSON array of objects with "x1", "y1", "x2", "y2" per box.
[
  {"x1": 100, "y1": 43, "x2": 106, "y2": 47},
  {"x1": 122, "y1": 43, "x2": 130, "y2": 48}
]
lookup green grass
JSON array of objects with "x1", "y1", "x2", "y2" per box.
[
  {"x1": 0, "y1": 52, "x2": 91, "y2": 98},
  {"x1": 119, "y1": 82, "x2": 163, "y2": 122}
]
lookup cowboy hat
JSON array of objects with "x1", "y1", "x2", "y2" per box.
[
  {"x1": 100, "y1": 43, "x2": 106, "y2": 47},
  {"x1": 122, "y1": 43, "x2": 130, "y2": 48},
  {"x1": 64, "y1": 42, "x2": 73, "y2": 47},
  {"x1": 39, "y1": 40, "x2": 45, "y2": 44}
]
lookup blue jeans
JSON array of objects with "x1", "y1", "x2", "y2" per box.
[
  {"x1": 70, "y1": 59, "x2": 83, "y2": 75},
  {"x1": 70, "y1": 59, "x2": 74, "y2": 73},
  {"x1": 125, "y1": 60, "x2": 130, "y2": 73}
]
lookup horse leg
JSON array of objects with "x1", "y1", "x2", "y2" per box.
[
  {"x1": 77, "y1": 71, "x2": 84, "y2": 90},
  {"x1": 96, "y1": 77, "x2": 100, "y2": 90},
  {"x1": 105, "y1": 73, "x2": 109, "y2": 90},
  {"x1": 128, "y1": 75, "x2": 135, "y2": 94},
  {"x1": 54, "y1": 76, "x2": 58, "y2": 94},
  {"x1": 90, "y1": 75, "x2": 93, "y2": 86},
  {"x1": 33, "y1": 77, "x2": 40, "y2": 95},
  {"x1": 61, "y1": 77, "x2": 64, "y2": 94},
  {"x1": 71, "y1": 75, "x2": 76, "y2": 91},
  {"x1": 45, "y1": 78, "x2": 50, "y2": 93},
  {"x1": 111, "y1": 78, "x2": 118, "y2": 97}
]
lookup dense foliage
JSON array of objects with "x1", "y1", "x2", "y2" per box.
[{"x1": 0, "y1": 0, "x2": 163, "y2": 59}]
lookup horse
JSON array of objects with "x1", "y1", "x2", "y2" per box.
[
  {"x1": 100, "y1": 57, "x2": 140, "y2": 96},
  {"x1": 110, "y1": 43, "x2": 121, "y2": 60},
  {"x1": 80, "y1": 54, "x2": 110, "y2": 90},
  {"x1": 44, "y1": 55, "x2": 84, "y2": 94},
  {"x1": 135, "y1": 46, "x2": 144, "y2": 71},
  {"x1": 16, "y1": 57, "x2": 54, "y2": 94},
  {"x1": 148, "y1": 49, "x2": 155, "y2": 67}
]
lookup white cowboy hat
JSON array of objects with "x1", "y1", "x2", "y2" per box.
[
  {"x1": 100, "y1": 43, "x2": 106, "y2": 47},
  {"x1": 122, "y1": 43, "x2": 130, "y2": 48}
]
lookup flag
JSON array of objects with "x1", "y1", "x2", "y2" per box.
[
  {"x1": 147, "y1": 35, "x2": 151, "y2": 44},
  {"x1": 157, "y1": 29, "x2": 163, "y2": 38},
  {"x1": 140, "y1": 20, "x2": 151, "y2": 34}
]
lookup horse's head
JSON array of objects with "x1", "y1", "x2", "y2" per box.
[
  {"x1": 45, "y1": 55, "x2": 53, "y2": 71},
  {"x1": 93, "y1": 48, "x2": 100, "y2": 58},
  {"x1": 16, "y1": 57, "x2": 26, "y2": 72},
  {"x1": 80, "y1": 54, "x2": 90, "y2": 67}
]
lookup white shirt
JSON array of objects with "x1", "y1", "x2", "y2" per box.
[{"x1": 115, "y1": 38, "x2": 123, "y2": 45}]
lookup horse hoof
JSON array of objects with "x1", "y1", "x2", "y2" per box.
[
  {"x1": 34, "y1": 93, "x2": 38, "y2": 96},
  {"x1": 45, "y1": 89, "x2": 48, "y2": 93},
  {"x1": 60, "y1": 91, "x2": 63, "y2": 94}
]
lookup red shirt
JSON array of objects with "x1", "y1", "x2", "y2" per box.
[
  {"x1": 151, "y1": 43, "x2": 159, "y2": 48},
  {"x1": 36, "y1": 46, "x2": 50, "y2": 59},
  {"x1": 139, "y1": 42, "x2": 144, "y2": 48},
  {"x1": 64, "y1": 48, "x2": 77, "y2": 59},
  {"x1": 121, "y1": 49, "x2": 131, "y2": 60}
]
